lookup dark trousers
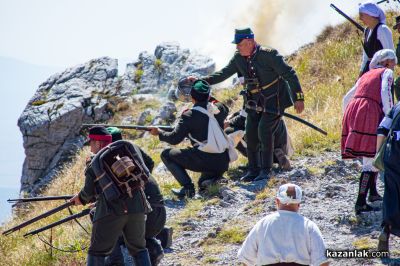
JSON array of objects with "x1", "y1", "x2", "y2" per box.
[
  {"x1": 246, "y1": 109, "x2": 281, "y2": 169},
  {"x1": 89, "y1": 213, "x2": 146, "y2": 257},
  {"x1": 161, "y1": 147, "x2": 229, "y2": 186}
]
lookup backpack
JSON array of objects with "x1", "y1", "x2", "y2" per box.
[
  {"x1": 189, "y1": 103, "x2": 238, "y2": 162},
  {"x1": 91, "y1": 140, "x2": 150, "y2": 202}
]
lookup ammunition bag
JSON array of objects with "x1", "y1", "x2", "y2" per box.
[{"x1": 91, "y1": 140, "x2": 150, "y2": 202}]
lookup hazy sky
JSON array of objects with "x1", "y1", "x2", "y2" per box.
[
  {"x1": 0, "y1": 0, "x2": 398, "y2": 189},
  {"x1": 2, "y1": 0, "x2": 394, "y2": 69}
]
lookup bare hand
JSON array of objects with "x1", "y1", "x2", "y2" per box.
[
  {"x1": 69, "y1": 194, "x2": 82, "y2": 206},
  {"x1": 186, "y1": 76, "x2": 198, "y2": 82},
  {"x1": 223, "y1": 121, "x2": 230, "y2": 129},
  {"x1": 149, "y1": 127, "x2": 160, "y2": 136},
  {"x1": 294, "y1": 101, "x2": 304, "y2": 114}
]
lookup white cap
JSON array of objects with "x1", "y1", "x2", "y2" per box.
[
  {"x1": 276, "y1": 183, "x2": 302, "y2": 204},
  {"x1": 369, "y1": 49, "x2": 398, "y2": 69}
]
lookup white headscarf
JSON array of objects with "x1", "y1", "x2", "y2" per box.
[
  {"x1": 276, "y1": 183, "x2": 302, "y2": 205},
  {"x1": 359, "y1": 1, "x2": 386, "y2": 24},
  {"x1": 369, "y1": 49, "x2": 398, "y2": 69}
]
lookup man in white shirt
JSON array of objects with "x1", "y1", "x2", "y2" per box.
[{"x1": 237, "y1": 183, "x2": 329, "y2": 266}]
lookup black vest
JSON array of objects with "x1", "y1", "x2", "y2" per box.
[{"x1": 362, "y1": 23, "x2": 383, "y2": 74}]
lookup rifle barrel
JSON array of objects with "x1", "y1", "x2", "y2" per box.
[
  {"x1": 2, "y1": 201, "x2": 74, "y2": 236},
  {"x1": 8, "y1": 195, "x2": 73, "y2": 203},
  {"x1": 330, "y1": 4, "x2": 364, "y2": 32},
  {"x1": 81, "y1": 124, "x2": 174, "y2": 131},
  {"x1": 24, "y1": 208, "x2": 91, "y2": 237}
]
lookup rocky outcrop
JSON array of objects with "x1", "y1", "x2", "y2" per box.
[
  {"x1": 18, "y1": 43, "x2": 215, "y2": 194},
  {"x1": 120, "y1": 42, "x2": 215, "y2": 94}
]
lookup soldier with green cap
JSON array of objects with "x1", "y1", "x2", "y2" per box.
[
  {"x1": 189, "y1": 27, "x2": 304, "y2": 182},
  {"x1": 149, "y1": 80, "x2": 230, "y2": 198},
  {"x1": 393, "y1": 15, "x2": 400, "y2": 101}
]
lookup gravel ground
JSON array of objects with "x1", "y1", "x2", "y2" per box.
[{"x1": 159, "y1": 152, "x2": 400, "y2": 266}]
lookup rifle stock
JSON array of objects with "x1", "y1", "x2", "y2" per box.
[
  {"x1": 24, "y1": 208, "x2": 91, "y2": 237},
  {"x1": 8, "y1": 195, "x2": 73, "y2": 203},
  {"x1": 2, "y1": 202, "x2": 74, "y2": 236},
  {"x1": 330, "y1": 4, "x2": 364, "y2": 32},
  {"x1": 81, "y1": 124, "x2": 174, "y2": 131}
]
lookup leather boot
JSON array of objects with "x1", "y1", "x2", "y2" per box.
[
  {"x1": 171, "y1": 183, "x2": 195, "y2": 198},
  {"x1": 87, "y1": 254, "x2": 105, "y2": 266},
  {"x1": 133, "y1": 249, "x2": 152, "y2": 266},
  {"x1": 146, "y1": 237, "x2": 164, "y2": 266},
  {"x1": 156, "y1": 227, "x2": 173, "y2": 249},
  {"x1": 254, "y1": 151, "x2": 272, "y2": 181},
  {"x1": 240, "y1": 151, "x2": 259, "y2": 182},
  {"x1": 377, "y1": 225, "x2": 390, "y2": 252},
  {"x1": 368, "y1": 172, "x2": 383, "y2": 202},
  {"x1": 355, "y1": 172, "x2": 373, "y2": 215},
  {"x1": 274, "y1": 148, "x2": 291, "y2": 171}
]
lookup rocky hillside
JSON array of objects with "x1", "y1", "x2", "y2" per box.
[
  {"x1": 1, "y1": 11, "x2": 399, "y2": 266},
  {"x1": 18, "y1": 43, "x2": 215, "y2": 194}
]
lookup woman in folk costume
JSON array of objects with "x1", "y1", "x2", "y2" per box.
[
  {"x1": 358, "y1": 1, "x2": 394, "y2": 76},
  {"x1": 342, "y1": 49, "x2": 396, "y2": 215}
]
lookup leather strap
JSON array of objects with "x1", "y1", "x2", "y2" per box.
[{"x1": 248, "y1": 78, "x2": 279, "y2": 94}]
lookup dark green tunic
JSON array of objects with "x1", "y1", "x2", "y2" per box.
[{"x1": 203, "y1": 45, "x2": 303, "y2": 170}]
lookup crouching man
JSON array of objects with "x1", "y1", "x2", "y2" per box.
[
  {"x1": 70, "y1": 126, "x2": 151, "y2": 266},
  {"x1": 238, "y1": 183, "x2": 329, "y2": 266},
  {"x1": 149, "y1": 80, "x2": 230, "y2": 198}
]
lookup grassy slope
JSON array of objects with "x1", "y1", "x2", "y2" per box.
[{"x1": 0, "y1": 11, "x2": 398, "y2": 265}]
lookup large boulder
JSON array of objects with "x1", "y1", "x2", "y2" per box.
[
  {"x1": 120, "y1": 42, "x2": 215, "y2": 94},
  {"x1": 17, "y1": 57, "x2": 127, "y2": 193}
]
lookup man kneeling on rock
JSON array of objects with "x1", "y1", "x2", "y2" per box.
[
  {"x1": 149, "y1": 80, "x2": 230, "y2": 198},
  {"x1": 238, "y1": 183, "x2": 329, "y2": 266}
]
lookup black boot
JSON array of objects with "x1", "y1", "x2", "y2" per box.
[
  {"x1": 378, "y1": 225, "x2": 390, "y2": 252},
  {"x1": 254, "y1": 151, "x2": 272, "y2": 181},
  {"x1": 133, "y1": 249, "x2": 152, "y2": 266},
  {"x1": 156, "y1": 227, "x2": 173, "y2": 249},
  {"x1": 355, "y1": 172, "x2": 373, "y2": 215},
  {"x1": 368, "y1": 172, "x2": 383, "y2": 202},
  {"x1": 254, "y1": 169, "x2": 271, "y2": 181},
  {"x1": 240, "y1": 151, "x2": 259, "y2": 182},
  {"x1": 171, "y1": 183, "x2": 195, "y2": 198},
  {"x1": 87, "y1": 254, "x2": 105, "y2": 266},
  {"x1": 146, "y1": 237, "x2": 164, "y2": 266}
]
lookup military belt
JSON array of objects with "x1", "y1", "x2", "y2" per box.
[{"x1": 248, "y1": 78, "x2": 279, "y2": 94}]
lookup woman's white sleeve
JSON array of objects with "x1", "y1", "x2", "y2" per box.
[
  {"x1": 377, "y1": 25, "x2": 394, "y2": 50},
  {"x1": 381, "y1": 69, "x2": 394, "y2": 115},
  {"x1": 342, "y1": 81, "x2": 358, "y2": 112}
]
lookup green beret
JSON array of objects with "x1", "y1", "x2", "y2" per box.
[
  {"x1": 191, "y1": 80, "x2": 210, "y2": 102},
  {"x1": 107, "y1": 127, "x2": 123, "y2": 142}
]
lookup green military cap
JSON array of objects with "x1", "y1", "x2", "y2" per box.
[
  {"x1": 106, "y1": 127, "x2": 123, "y2": 142},
  {"x1": 190, "y1": 79, "x2": 210, "y2": 102},
  {"x1": 232, "y1": 27, "x2": 254, "y2": 44}
]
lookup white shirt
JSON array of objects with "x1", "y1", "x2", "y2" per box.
[
  {"x1": 342, "y1": 68, "x2": 394, "y2": 115},
  {"x1": 237, "y1": 210, "x2": 327, "y2": 266},
  {"x1": 360, "y1": 24, "x2": 394, "y2": 72}
]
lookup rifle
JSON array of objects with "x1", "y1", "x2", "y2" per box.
[
  {"x1": 24, "y1": 208, "x2": 91, "y2": 237},
  {"x1": 377, "y1": 0, "x2": 400, "y2": 4},
  {"x1": 8, "y1": 195, "x2": 73, "y2": 203},
  {"x1": 330, "y1": 4, "x2": 364, "y2": 32},
  {"x1": 2, "y1": 201, "x2": 74, "y2": 236},
  {"x1": 81, "y1": 124, "x2": 174, "y2": 131}
]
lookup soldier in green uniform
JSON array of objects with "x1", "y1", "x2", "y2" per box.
[
  {"x1": 191, "y1": 28, "x2": 304, "y2": 182},
  {"x1": 69, "y1": 126, "x2": 151, "y2": 266},
  {"x1": 393, "y1": 16, "x2": 400, "y2": 101},
  {"x1": 149, "y1": 80, "x2": 230, "y2": 198},
  {"x1": 105, "y1": 127, "x2": 171, "y2": 266}
]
